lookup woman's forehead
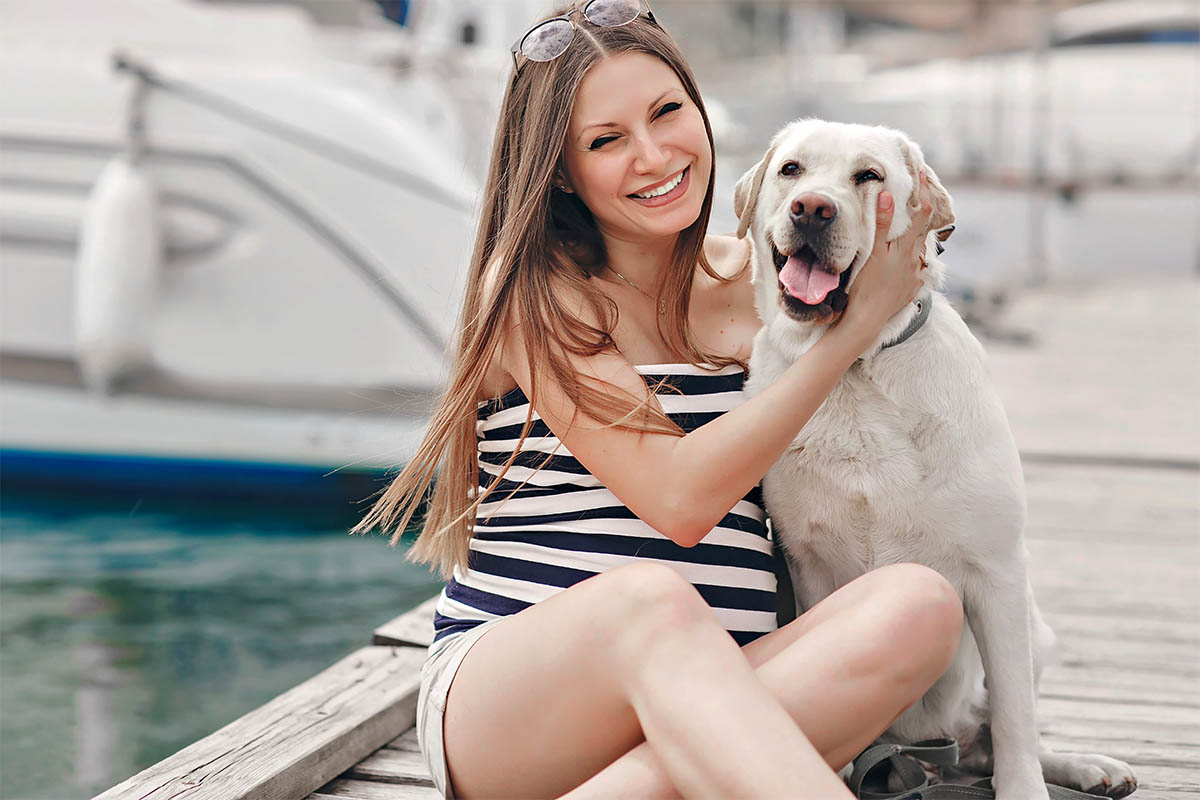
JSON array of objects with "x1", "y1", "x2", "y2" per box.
[{"x1": 570, "y1": 52, "x2": 684, "y2": 133}]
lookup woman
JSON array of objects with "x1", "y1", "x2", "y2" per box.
[{"x1": 352, "y1": 3, "x2": 962, "y2": 798}]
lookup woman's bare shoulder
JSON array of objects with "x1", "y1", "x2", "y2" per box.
[
  {"x1": 477, "y1": 257, "x2": 516, "y2": 402},
  {"x1": 476, "y1": 261, "x2": 600, "y2": 402},
  {"x1": 704, "y1": 232, "x2": 752, "y2": 280},
  {"x1": 701, "y1": 232, "x2": 756, "y2": 309}
]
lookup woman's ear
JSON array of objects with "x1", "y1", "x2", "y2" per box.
[{"x1": 554, "y1": 172, "x2": 575, "y2": 194}]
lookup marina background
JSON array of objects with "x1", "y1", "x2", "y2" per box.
[{"x1": 1, "y1": 1, "x2": 1196, "y2": 798}]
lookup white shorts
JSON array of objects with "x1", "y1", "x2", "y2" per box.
[{"x1": 416, "y1": 617, "x2": 507, "y2": 799}]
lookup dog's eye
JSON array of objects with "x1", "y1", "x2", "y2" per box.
[
  {"x1": 855, "y1": 169, "x2": 882, "y2": 184},
  {"x1": 780, "y1": 162, "x2": 801, "y2": 177}
]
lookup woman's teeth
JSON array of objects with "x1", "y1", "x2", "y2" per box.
[{"x1": 633, "y1": 168, "x2": 685, "y2": 199}]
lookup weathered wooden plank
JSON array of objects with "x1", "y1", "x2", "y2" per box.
[
  {"x1": 1032, "y1": 531, "x2": 1196, "y2": 552},
  {"x1": 384, "y1": 728, "x2": 422, "y2": 753},
  {"x1": 1038, "y1": 595, "x2": 1200, "y2": 623},
  {"x1": 1088, "y1": 792, "x2": 1200, "y2": 799},
  {"x1": 1042, "y1": 715, "x2": 1198, "y2": 748},
  {"x1": 1040, "y1": 682, "x2": 1198, "y2": 709},
  {"x1": 93, "y1": 646, "x2": 425, "y2": 800},
  {"x1": 1022, "y1": 463, "x2": 1200, "y2": 513},
  {"x1": 1049, "y1": 639, "x2": 1199, "y2": 674},
  {"x1": 1028, "y1": 541, "x2": 1199, "y2": 592},
  {"x1": 1040, "y1": 735, "x2": 1200, "y2": 770},
  {"x1": 1028, "y1": 520, "x2": 1199, "y2": 547},
  {"x1": 1049, "y1": 658, "x2": 1194, "y2": 679},
  {"x1": 1022, "y1": 465, "x2": 1199, "y2": 551},
  {"x1": 374, "y1": 597, "x2": 438, "y2": 649},
  {"x1": 1027, "y1": 506, "x2": 1199, "y2": 541},
  {"x1": 345, "y1": 749, "x2": 435, "y2": 786},
  {"x1": 1038, "y1": 696, "x2": 1200, "y2": 732},
  {"x1": 1041, "y1": 612, "x2": 1200, "y2": 645},
  {"x1": 1032, "y1": 569, "x2": 1198, "y2": 603},
  {"x1": 1041, "y1": 664, "x2": 1200, "y2": 705},
  {"x1": 309, "y1": 777, "x2": 440, "y2": 799},
  {"x1": 1063, "y1": 640, "x2": 1199, "y2": 666},
  {"x1": 1032, "y1": 623, "x2": 1200, "y2": 676}
]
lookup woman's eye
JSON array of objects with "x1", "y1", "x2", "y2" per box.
[
  {"x1": 589, "y1": 102, "x2": 682, "y2": 149},
  {"x1": 780, "y1": 162, "x2": 800, "y2": 176},
  {"x1": 855, "y1": 169, "x2": 882, "y2": 184}
]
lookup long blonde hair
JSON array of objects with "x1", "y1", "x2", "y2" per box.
[{"x1": 351, "y1": 6, "x2": 747, "y2": 580}]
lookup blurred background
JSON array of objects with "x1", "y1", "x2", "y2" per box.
[{"x1": 0, "y1": 1, "x2": 1196, "y2": 797}]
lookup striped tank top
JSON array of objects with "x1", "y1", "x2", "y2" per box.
[{"x1": 428, "y1": 362, "x2": 778, "y2": 659}]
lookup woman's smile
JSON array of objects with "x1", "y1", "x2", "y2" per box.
[{"x1": 628, "y1": 164, "x2": 691, "y2": 207}]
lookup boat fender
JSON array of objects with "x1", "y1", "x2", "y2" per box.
[{"x1": 74, "y1": 156, "x2": 162, "y2": 394}]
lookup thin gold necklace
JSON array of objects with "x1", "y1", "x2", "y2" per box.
[{"x1": 607, "y1": 267, "x2": 666, "y2": 315}]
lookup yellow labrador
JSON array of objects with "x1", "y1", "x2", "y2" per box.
[{"x1": 737, "y1": 119, "x2": 1137, "y2": 800}]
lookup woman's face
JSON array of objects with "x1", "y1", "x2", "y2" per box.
[{"x1": 561, "y1": 51, "x2": 712, "y2": 244}]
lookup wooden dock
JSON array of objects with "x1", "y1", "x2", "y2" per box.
[
  {"x1": 92, "y1": 462, "x2": 1197, "y2": 800},
  {"x1": 92, "y1": 280, "x2": 1199, "y2": 799}
]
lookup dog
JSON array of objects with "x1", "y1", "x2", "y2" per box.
[{"x1": 735, "y1": 119, "x2": 1138, "y2": 799}]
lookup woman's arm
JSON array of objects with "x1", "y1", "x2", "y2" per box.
[{"x1": 499, "y1": 188, "x2": 932, "y2": 546}]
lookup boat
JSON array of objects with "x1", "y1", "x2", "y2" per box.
[
  {"x1": 0, "y1": 0, "x2": 480, "y2": 502},
  {"x1": 829, "y1": 0, "x2": 1199, "y2": 181}
]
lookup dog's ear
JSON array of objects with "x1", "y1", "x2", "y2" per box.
[
  {"x1": 897, "y1": 135, "x2": 954, "y2": 233},
  {"x1": 733, "y1": 143, "x2": 777, "y2": 240}
]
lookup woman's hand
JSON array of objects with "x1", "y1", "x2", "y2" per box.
[{"x1": 835, "y1": 171, "x2": 933, "y2": 344}]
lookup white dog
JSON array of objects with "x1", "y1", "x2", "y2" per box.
[{"x1": 736, "y1": 119, "x2": 1138, "y2": 800}]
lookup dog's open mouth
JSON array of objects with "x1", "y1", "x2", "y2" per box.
[{"x1": 770, "y1": 240, "x2": 851, "y2": 318}]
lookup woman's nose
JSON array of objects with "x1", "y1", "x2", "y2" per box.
[{"x1": 632, "y1": 133, "x2": 670, "y2": 174}]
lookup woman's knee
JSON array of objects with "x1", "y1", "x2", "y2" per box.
[
  {"x1": 601, "y1": 562, "x2": 713, "y2": 656},
  {"x1": 865, "y1": 563, "x2": 964, "y2": 681}
]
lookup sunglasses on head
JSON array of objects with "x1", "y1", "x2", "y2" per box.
[{"x1": 510, "y1": 0, "x2": 658, "y2": 72}]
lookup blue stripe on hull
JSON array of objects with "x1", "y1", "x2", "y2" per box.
[{"x1": 0, "y1": 447, "x2": 390, "y2": 503}]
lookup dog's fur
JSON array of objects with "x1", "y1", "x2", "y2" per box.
[{"x1": 736, "y1": 119, "x2": 1137, "y2": 799}]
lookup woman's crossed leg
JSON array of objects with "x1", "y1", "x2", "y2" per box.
[{"x1": 441, "y1": 561, "x2": 963, "y2": 799}]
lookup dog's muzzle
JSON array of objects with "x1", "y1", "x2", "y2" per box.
[{"x1": 769, "y1": 235, "x2": 853, "y2": 323}]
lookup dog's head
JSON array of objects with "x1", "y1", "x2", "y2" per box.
[{"x1": 734, "y1": 119, "x2": 954, "y2": 334}]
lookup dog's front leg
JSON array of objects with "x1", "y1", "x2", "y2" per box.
[{"x1": 962, "y1": 570, "x2": 1049, "y2": 800}]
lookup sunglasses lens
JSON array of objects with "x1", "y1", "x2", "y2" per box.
[
  {"x1": 520, "y1": 19, "x2": 575, "y2": 62},
  {"x1": 584, "y1": 0, "x2": 642, "y2": 27}
]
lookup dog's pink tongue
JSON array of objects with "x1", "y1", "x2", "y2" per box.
[{"x1": 780, "y1": 254, "x2": 840, "y2": 305}]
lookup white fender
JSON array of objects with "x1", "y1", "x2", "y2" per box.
[{"x1": 74, "y1": 157, "x2": 162, "y2": 394}]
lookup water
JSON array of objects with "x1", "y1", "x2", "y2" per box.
[{"x1": 0, "y1": 490, "x2": 441, "y2": 800}]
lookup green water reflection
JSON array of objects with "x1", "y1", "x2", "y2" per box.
[{"x1": 0, "y1": 491, "x2": 441, "y2": 800}]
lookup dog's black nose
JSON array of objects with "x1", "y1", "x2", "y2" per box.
[{"x1": 790, "y1": 193, "x2": 837, "y2": 230}]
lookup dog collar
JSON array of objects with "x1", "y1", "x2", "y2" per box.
[{"x1": 877, "y1": 291, "x2": 933, "y2": 354}]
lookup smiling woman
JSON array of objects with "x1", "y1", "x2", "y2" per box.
[
  {"x1": 348, "y1": 3, "x2": 942, "y2": 799},
  {"x1": 560, "y1": 55, "x2": 710, "y2": 235}
]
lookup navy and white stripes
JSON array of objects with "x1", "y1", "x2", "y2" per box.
[{"x1": 429, "y1": 362, "x2": 778, "y2": 658}]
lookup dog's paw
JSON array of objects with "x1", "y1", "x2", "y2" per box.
[{"x1": 1041, "y1": 750, "x2": 1138, "y2": 798}]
